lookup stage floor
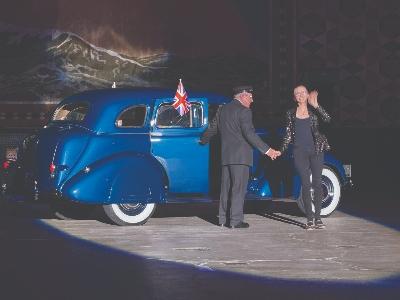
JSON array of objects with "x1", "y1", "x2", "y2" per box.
[{"x1": 1, "y1": 196, "x2": 399, "y2": 299}]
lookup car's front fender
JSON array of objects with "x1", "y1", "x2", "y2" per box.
[
  {"x1": 323, "y1": 152, "x2": 347, "y2": 184},
  {"x1": 291, "y1": 153, "x2": 347, "y2": 199},
  {"x1": 59, "y1": 152, "x2": 168, "y2": 204}
]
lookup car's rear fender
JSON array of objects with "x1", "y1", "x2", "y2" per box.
[{"x1": 59, "y1": 152, "x2": 168, "y2": 204}]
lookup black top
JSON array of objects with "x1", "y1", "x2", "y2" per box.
[{"x1": 294, "y1": 117, "x2": 314, "y2": 151}]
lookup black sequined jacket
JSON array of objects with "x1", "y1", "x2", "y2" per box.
[{"x1": 280, "y1": 105, "x2": 331, "y2": 154}]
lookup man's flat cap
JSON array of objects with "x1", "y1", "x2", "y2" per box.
[{"x1": 233, "y1": 85, "x2": 253, "y2": 94}]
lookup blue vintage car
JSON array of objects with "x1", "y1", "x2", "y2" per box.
[{"x1": 14, "y1": 88, "x2": 350, "y2": 225}]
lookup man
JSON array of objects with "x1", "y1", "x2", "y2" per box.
[{"x1": 200, "y1": 86, "x2": 280, "y2": 228}]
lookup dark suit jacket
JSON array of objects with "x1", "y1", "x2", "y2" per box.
[{"x1": 200, "y1": 99, "x2": 270, "y2": 166}]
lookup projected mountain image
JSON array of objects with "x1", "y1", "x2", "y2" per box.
[{"x1": 0, "y1": 25, "x2": 267, "y2": 103}]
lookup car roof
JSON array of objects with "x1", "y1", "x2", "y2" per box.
[
  {"x1": 57, "y1": 87, "x2": 230, "y2": 133},
  {"x1": 64, "y1": 87, "x2": 229, "y2": 105}
]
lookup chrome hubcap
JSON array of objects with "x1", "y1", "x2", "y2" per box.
[
  {"x1": 118, "y1": 203, "x2": 147, "y2": 216},
  {"x1": 321, "y1": 175, "x2": 334, "y2": 208}
]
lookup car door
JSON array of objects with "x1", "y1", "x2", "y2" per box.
[{"x1": 150, "y1": 98, "x2": 209, "y2": 194}]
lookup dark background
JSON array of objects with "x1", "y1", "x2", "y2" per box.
[{"x1": 0, "y1": 0, "x2": 399, "y2": 199}]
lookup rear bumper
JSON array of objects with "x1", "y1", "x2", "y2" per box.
[{"x1": 0, "y1": 169, "x2": 59, "y2": 203}]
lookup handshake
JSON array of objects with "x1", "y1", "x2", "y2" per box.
[{"x1": 266, "y1": 148, "x2": 281, "y2": 160}]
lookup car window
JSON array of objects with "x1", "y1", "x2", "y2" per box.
[
  {"x1": 116, "y1": 105, "x2": 147, "y2": 128},
  {"x1": 52, "y1": 103, "x2": 89, "y2": 122},
  {"x1": 155, "y1": 102, "x2": 203, "y2": 128}
]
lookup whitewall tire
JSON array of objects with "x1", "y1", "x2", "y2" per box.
[
  {"x1": 297, "y1": 167, "x2": 341, "y2": 217},
  {"x1": 103, "y1": 203, "x2": 156, "y2": 226}
]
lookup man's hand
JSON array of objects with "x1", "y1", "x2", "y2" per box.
[{"x1": 266, "y1": 149, "x2": 281, "y2": 160}]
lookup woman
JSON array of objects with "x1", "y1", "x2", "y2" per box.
[{"x1": 280, "y1": 84, "x2": 331, "y2": 230}]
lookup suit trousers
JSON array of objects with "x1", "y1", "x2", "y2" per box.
[
  {"x1": 219, "y1": 164, "x2": 249, "y2": 226},
  {"x1": 293, "y1": 147, "x2": 324, "y2": 221}
]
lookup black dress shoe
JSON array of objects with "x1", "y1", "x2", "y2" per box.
[{"x1": 230, "y1": 222, "x2": 250, "y2": 229}]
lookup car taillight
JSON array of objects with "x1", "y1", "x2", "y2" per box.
[{"x1": 49, "y1": 163, "x2": 56, "y2": 174}]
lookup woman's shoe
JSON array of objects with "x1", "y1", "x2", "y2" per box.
[
  {"x1": 304, "y1": 220, "x2": 314, "y2": 230},
  {"x1": 314, "y1": 218, "x2": 326, "y2": 229}
]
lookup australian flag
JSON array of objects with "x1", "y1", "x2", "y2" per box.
[{"x1": 172, "y1": 79, "x2": 191, "y2": 116}]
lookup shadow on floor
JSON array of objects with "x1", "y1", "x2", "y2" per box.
[{"x1": 0, "y1": 193, "x2": 399, "y2": 299}]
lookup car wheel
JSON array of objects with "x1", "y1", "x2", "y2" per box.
[
  {"x1": 103, "y1": 203, "x2": 156, "y2": 226},
  {"x1": 297, "y1": 167, "x2": 341, "y2": 217}
]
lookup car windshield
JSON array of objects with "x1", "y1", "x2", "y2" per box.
[{"x1": 52, "y1": 102, "x2": 89, "y2": 122}]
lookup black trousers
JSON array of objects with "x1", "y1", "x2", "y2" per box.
[
  {"x1": 219, "y1": 164, "x2": 249, "y2": 226},
  {"x1": 293, "y1": 148, "x2": 324, "y2": 221}
]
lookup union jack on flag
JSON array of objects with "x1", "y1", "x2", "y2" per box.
[{"x1": 172, "y1": 79, "x2": 191, "y2": 116}]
